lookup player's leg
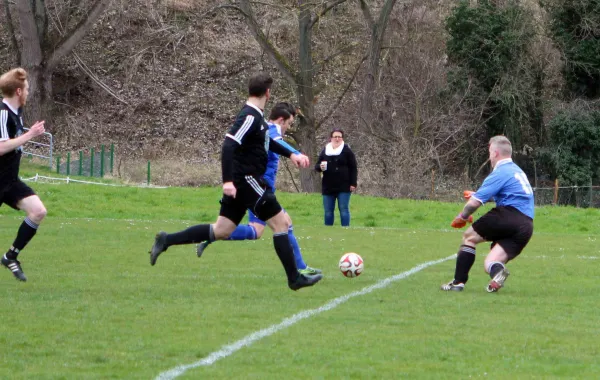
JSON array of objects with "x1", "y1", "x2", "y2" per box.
[
  {"x1": 483, "y1": 243, "x2": 511, "y2": 293},
  {"x1": 1, "y1": 182, "x2": 46, "y2": 282},
  {"x1": 441, "y1": 226, "x2": 485, "y2": 291},
  {"x1": 284, "y1": 211, "x2": 321, "y2": 275},
  {"x1": 337, "y1": 192, "x2": 351, "y2": 227},
  {"x1": 483, "y1": 209, "x2": 533, "y2": 293},
  {"x1": 484, "y1": 207, "x2": 533, "y2": 293},
  {"x1": 254, "y1": 191, "x2": 321, "y2": 290},
  {"x1": 150, "y1": 195, "x2": 243, "y2": 265},
  {"x1": 323, "y1": 194, "x2": 335, "y2": 226},
  {"x1": 196, "y1": 211, "x2": 265, "y2": 258}
]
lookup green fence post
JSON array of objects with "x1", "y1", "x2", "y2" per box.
[
  {"x1": 56, "y1": 156, "x2": 60, "y2": 174},
  {"x1": 100, "y1": 145, "x2": 105, "y2": 178},
  {"x1": 90, "y1": 148, "x2": 95, "y2": 177},
  {"x1": 110, "y1": 143, "x2": 114, "y2": 174},
  {"x1": 147, "y1": 161, "x2": 151, "y2": 186},
  {"x1": 66, "y1": 152, "x2": 71, "y2": 176},
  {"x1": 79, "y1": 151, "x2": 83, "y2": 176}
]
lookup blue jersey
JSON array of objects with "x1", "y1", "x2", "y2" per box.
[
  {"x1": 472, "y1": 159, "x2": 535, "y2": 219},
  {"x1": 264, "y1": 122, "x2": 299, "y2": 190}
]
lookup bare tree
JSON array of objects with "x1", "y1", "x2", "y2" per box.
[
  {"x1": 357, "y1": 0, "x2": 398, "y2": 131},
  {"x1": 4, "y1": 0, "x2": 112, "y2": 125},
  {"x1": 201, "y1": 0, "x2": 360, "y2": 192}
]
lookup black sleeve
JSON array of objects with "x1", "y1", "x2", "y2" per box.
[
  {"x1": 269, "y1": 137, "x2": 293, "y2": 158},
  {"x1": 347, "y1": 148, "x2": 358, "y2": 186},
  {"x1": 314, "y1": 149, "x2": 326, "y2": 172},
  {"x1": 221, "y1": 137, "x2": 237, "y2": 183}
]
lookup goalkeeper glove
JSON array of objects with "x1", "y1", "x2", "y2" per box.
[
  {"x1": 463, "y1": 190, "x2": 475, "y2": 200},
  {"x1": 451, "y1": 214, "x2": 473, "y2": 229}
]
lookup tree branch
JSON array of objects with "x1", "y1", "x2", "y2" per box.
[
  {"x1": 46, "y1": 0, "x2": 112, "y2": 71},
  {"x1": 358, "y1": 0, "x2": 374, "y2": 30},
  {"x1": 3, "y1": 0, "x2": 21, "y2": 65},
  {"x1": 238, "y1": 0, "x2": 298, "y2": 87},
  {"x1": 309, "y1": 0, "x2": 351, "y2": 29},
  {"x1": 316, "y1": 54, "x2": 366, "y2": 129},
  {"x1": 192, "y1": 4, "x2": 249, "y2": 19},
  {"x1": 314, "y1": 41, "x2": 359, "y2": 72}
]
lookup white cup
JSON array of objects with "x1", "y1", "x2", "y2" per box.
[{"x1": 320, "y1": 161, "x2": 327, "y2": 171}]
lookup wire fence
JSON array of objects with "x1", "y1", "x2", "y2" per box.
[
  {"x1": 534, "y1": 185, "x2": 600, "y2": 208},
  {"x1": 21, "y1": 174, "x2": 168, "y2": 189}
]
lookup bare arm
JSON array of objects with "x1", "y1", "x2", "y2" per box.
[
  {"x1": 0, "y1": 121, "x2": 45, "y2": 156},
  {"x1": 459, "y1": 198, "x2": 482, "y2": 219}
]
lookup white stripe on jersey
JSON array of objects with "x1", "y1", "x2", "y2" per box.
[
  {"x1": 245, "y1": 175, "x2": 264, "y2": 196},
  {"x1": 233, "y1": 115, "x2": 255, "y2": 144},
  {"x1": 226, "y1": 133, "x2": 241, "y2": 144},
  {"x1": 0, "y1": 110, "x2": 8, "y2": 141}
]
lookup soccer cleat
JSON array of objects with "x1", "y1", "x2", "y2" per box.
[
  {"x1": 298, "y1": 266, "x2": 322, "y2": 275},
  {"x1": 288, "y1": 273, "x2": 323, "y2": 291},
  {"x1": 487, "y1": 268, "x2": 510, "y2": 293},
  {"x1": 196, "y1": 241, "x2": 211, "y2": 258},
  {"x1": 1, "y1": 256, "x2": 27, "y2": 282},
  {"x1": 440, "y1": 281, "x2": 465, "y2": 291},
  {"x1": 149, "y1": 231, "x2": 168, "y2": 266}
]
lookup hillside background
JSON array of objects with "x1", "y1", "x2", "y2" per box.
[{"x1": 1, "y1": 0, "x2": 598, "y2": 201}]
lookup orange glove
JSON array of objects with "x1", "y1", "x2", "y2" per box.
[
  {"x1": 463, "y1": 190, "x2": 475, "y2": 200},
  {"x1": 450, "y1": 214, "x2": 473, "y2": 229}
]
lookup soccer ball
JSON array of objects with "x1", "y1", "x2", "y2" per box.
[{"x1": 339, "y1": 253, "x2": 364, "y2": 278}]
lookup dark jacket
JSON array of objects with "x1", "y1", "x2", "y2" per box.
[{"x1": 315, "y1": 143, "x2": 358, "y2": 195}]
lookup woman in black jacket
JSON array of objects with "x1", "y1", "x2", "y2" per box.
[{"x1": 315, "y1": 128, "x2": 358, "y2": 226}]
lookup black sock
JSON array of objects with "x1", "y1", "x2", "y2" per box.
[
  {"x1": 489, "y1": 262, "x2": 505, "y2": 278},
  {"x1": 165, "y1": 224, "x2": 212, "y2": 246},
  {"x1": 273, "y1": 233, "x2": 299, "y2": 282},
  {"x1": 7, "y1": 218, "x2": 39, "y2": 259},
  {"x1": 454, "y1": 245, "x2": 476, "y2": 284}
]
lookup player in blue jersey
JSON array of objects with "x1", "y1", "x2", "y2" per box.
[
  {"x1": 441, "y1": 135, "x2": 534, "y2": 293},
  {"x1": 195, "y1": 102, "x2": 322, "y2": 275}
]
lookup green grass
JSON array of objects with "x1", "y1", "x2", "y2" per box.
[{"x1": 1, "y1": 181, "x2": 599, "y2": 379}]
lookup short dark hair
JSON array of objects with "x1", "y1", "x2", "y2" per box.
[
  {"x1": 269, "y1": 102, "x2": 296, "y2": 121},
  {"x1": 330, "y1": 128, "x2": 344, "y2": 137},
  {"x1": 248, "y1": 72, "x2": 273, "y2": 97}
]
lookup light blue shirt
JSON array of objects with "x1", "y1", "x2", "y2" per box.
[{"x1": 472, "y1": 158, "x2": 535, "y2": 219}]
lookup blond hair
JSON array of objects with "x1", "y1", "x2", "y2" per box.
[
  {"x1": 489, "y1": 135, "x2": 512, "y2": 157},
  {"x1": 0, "y1": 68, "x2": 28, "y2": 97}
]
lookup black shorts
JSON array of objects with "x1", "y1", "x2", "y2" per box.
[
  {"x1": 472, "y1": 206, "x2": 533, "y2": 260},
  {"x1": 0, "y1": 179, "x2": 36, "y2": 210},
  {"x1": 219, "y1": 175, "x2": 282, "y2": 225}
]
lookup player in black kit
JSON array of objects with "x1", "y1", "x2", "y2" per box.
[
  {"x1": 0, "y1": 68, "x2": 48, "y2": 281},
  {"x1": 149, "y1": 73, "x2": 322, "y2": 291}
]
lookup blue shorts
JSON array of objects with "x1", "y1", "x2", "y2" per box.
[{"x1": 248, "y1": 208, "x2": 287, "y2": 226}]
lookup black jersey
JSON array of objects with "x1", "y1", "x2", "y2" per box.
[
  {"x1": 0, "y1": 102, "x2": 24, "y2": 184},
  {"x1": 224, "y1": 103, "x2": 270, "y2": 182}
]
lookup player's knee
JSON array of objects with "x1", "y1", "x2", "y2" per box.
[
  {"x1": 253, "y1": 224, "x2": 265, "y2": 239},
  {"x1": 29, "y1": 206, "x2": 47, "y2": 224},
  {"x1": 213, "y1": 224, "x2": 234, "y2": 240},
  {"x1": 268, "y1": 213, "x2": 289, "y2": 233}
]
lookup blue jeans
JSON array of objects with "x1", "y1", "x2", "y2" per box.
[{"x1": 323, "y1": 192, "x2": 351, "y2": 226}]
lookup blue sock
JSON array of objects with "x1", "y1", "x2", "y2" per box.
[
  {"x1": 227, "y1": 225, "x2": 257, "y2": 241},
  {"x1": 289, "y1": 225, "x2": 306, "y2": 270}
]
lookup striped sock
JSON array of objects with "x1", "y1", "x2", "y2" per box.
[{"x1": 9, "y1": 217, "x2": 39, "y2": 258}]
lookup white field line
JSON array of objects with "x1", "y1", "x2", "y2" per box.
[{"x1": 155, "y1": 254, "x2": 455, "y2": 380}]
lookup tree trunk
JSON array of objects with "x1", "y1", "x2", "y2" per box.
[
  {"x1": 296, "y1": 0, "x2": 321, "y2": 193},
  {"x1": 13, "y1": 0, "x2": 111, "y2": 125},
  {"x1": 358, "y1": 0, "x2": 397, "y2": 132},
  {"x1": 15, "y1": 0, "x2": 45, "y2": 124}
]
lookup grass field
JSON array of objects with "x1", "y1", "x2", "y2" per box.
[{"x1": 1, "y1": 170, "x2": 600, "y2": 379}]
